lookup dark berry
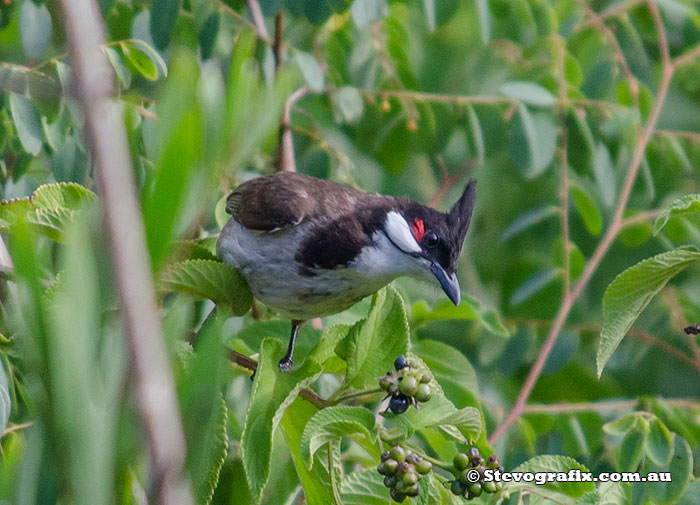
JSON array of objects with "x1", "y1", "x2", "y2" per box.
[
  {"x1": 405, "y1": 453, "x2": 420, "y2": 465},
  {"x1": 471, "y1": 455, "x2": 484, "y2": 467},
  {"x1": 486, "y1": 454, "x2": 500, "y2": 469},
  {"x1": 467, "y1": 447, "x2": 481, "y2": 459},
  {"x1": 384, "y1": 459, "x2": 399, "y2": 474},
  {"x1": 400, "y1": 376, "x2": 419, "y2": 396},
  {"x1": 389, "y1": 394, "x2": 410, "y2": 414},
  {"x1": 381, "y1": 451, "x2": 390, "y2": 461},
  {"x1": 389, "y1": 446, "x2": 405, "y2": 462},
  {"x1": 468, "y1": 483, "x2": 482, "y2": 497},
  {"x1": 453, "y1": 452, "x2": 469, "y2": 471},
  {"x1": 390, "y1": 487, "x2": 406, "y2": 502},
  {"x1": 402, "y1": 471, "x2": 419, "y2": 486},
  {"x1": 414, "y1": 383, "x2": 432, "y2": 403},
  {"x1": 405, "y1": 483, "x2": 420, "y2": 497},
  {"x1": 394, "y1": 355, "x2": 409, "y2": 370},
  {"x1": 415, "y1": 459, "x2": 432, "y2": 475},
  {"x1": 398, "y1": 461, "x2": 410, "y2": 474},
  {"x1": 483, "y1": 481, "x2": 497, "y2": 493},
  {"x1": 383, "y1": 475, "x2": 396, "y2": 488},
  {"x1": 498, "y1": 465, "x2": 505, "y2": 473},
  {"x1": 450, "y1": 480, "x2": 465, "y2": 496}
]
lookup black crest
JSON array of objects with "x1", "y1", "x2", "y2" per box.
[{"x1": 448, "y1": 179, "x2": 477, "y2": 247}]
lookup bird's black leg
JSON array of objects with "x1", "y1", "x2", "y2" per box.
[{"x1": 278, "y1": 320, "x2": 302, "y2": 372}]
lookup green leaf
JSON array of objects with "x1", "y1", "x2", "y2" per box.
[
  {"x1": 510, "y1": 268, "x2": 558, "y2": 305},
  {"x1": 150, "y1": 0, "x2": 181, "y2": 50},
  {"x1": 10, "y1": 92, "x2": 43, "y2": 155},
  {"x1": 511, "y1": 455, "x2": 595, "y2": 498},
  {"x1": 32, "y1": 182, "x2": 98, "y2": 209},
  {"x1": 242, "y1": 339, "x2": 322, "y2": 502},
  {"x1": 412, "y1": 340, "x2": 480, "y2": 403},
  {"x1": 120, "y1": 41, "x2": 159, "y2": 81},
  {"x1": 295, "y1": 51, "x2": 325, "y2": 91},
  {"x1": 0, "y1": 360, "x2": 10, "y2": 436},
  {"x1": 20, "y1": 0, "x2": 52, "y2": 60},
  {"x1": 618, "y1": 429, "x2": 644, "y2": 472},
  {"x1": 597, "y1": 248, "x2": 700, "y2": 377},
  {"x1": 501, "y1": 81, "x2": 556, "y2": 106},
  {"x1": 570, "y1": 185, "x2": 603, "y2": 236},
  {"x1": 300, "y1": 406, "x2": 378, "y2": 468},
  {"x1": 411, "y1": 295, "x2": 508, "y2": 338},
  {"x1": 104, "y1": 47, "x2": 131, "y2": 89},
  {"x1": 654, "y1": 194, "x2": 700, "y2": 235},
  {"x1": 510, "y1": 105, "x2": 556, "y2": 178},
  {"x1": 199, "y1": 13, "x2": 220, "y2": 60},
  {"x1": 422, "y1": 0, "x2": 436, "y2": 31},
  {"x1": 466, "y1": 105, "x2": 485, "y2": 165},
  {"x1": 474, "y1": 0, "x2": 491, "y2": 43},
  {"x1": 333, "y1": 86, "x2": 364, "y2": 123},
  {"x1": 158, "y1": 259, "x2": 253, "y2": 315},
  {"x1": 501, "y1": 205, "x2": 558, "y2": 241},
  {"x1": 340, "y1": 468, "x2": 389, "y2": 505},
  {"x1": 341, "y1": 286, "x2": 409, "y2": 391},
  {"x1": 603, "y1": 414, "x2": 637, "y2": 436},
  {"x1": 646, "y1": 418, "x2": 673, "y2": 466},
  {"x1": 644, "y1": 436, "x2": 693, "y2": 504}
]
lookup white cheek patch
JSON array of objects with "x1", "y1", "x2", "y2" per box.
[{"x1": 384, "y1": 211, "x2": 422, "y2": 254}]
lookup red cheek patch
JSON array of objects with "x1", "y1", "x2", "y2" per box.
[{"x1": 410, "y1": 218, "x2": 425, "y2": 243}]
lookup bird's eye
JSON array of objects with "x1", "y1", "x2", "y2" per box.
[{"x1": 424, "y1": 232, "x2": 439, "y2": 248}]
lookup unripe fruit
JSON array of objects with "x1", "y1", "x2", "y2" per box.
[
  {"x1": 381, "y1": 99, "x2": 391, "y2": 112},
  {"x1": 420, "y1": 373, "x2": 433, "y2": 383},
  {"x1": 388, "y1": 383, "x2": 400, "y2": 396},
  {"x1": 394, "y1": 355, "x2": 409, "y2": 370},
  {"x1": 389, "y1": 487, "x2": 406, "y2": 502},
  {"x1": 400, "y1": 376, "x2": 418, "y2": 396},
  {"x1": 468, "y1": 483, "x2": 482, "y2": 497},
  {"x1": 486, "y1": 454, "x2": 500, "y2": 469},
  {"x1": 397, "y1": 461, "x2": 410, "y2": 474},
  {"x1": 467, "y1": 447, "x2": 481, "y2": 459},
  {"x1": 383, "y1": 475, "x2": 396, "y2": 488},
  {"x1": 414, "y1": 383, "x2": 432, "y2": 402},
  {"x1": 459, "y1": 469, "x2": 471, "y2": 485},
  {"x1": 453, "y1": 452, "x2": 469, "y2": 471},
  {"x1": 471, "y1": 455, "x2": 484, "y2": 467},
  {"x1": 389, "y1": 394, "x2": 410, "y2": 414},
  {"x1": 483, "y1": 481, "x2": 497, "y2": 493},
  {"x1": 384, "y1": 458, "x2": 399, "y2": 474},
  {"x1": 405, "y1": 454, "x2": 420, "y2": 465},
  {"x1": 450, "y1": 480, "x2": 465, "y2": 496},
  {"x1": 377, "y1": 462, "x2": 389, "y2": 475},
  {"x1": 394, "y1": 480, "x2": 407, "y2": 493},
  {"x1": 405, "y1": 483, "x2": 420, "y2": 497},
  {"x1": 379, "y1": 374, "x2": 393, "y2": 391},
  {"x1": 415, "y1": 459, "x2": 432, "y2": 475},
  {"x1": 402, "y1": 471, "x2": 419, "y2": 486},
  {"x1": 496, "y1": 481, "x2": 503, "y2": 492}
]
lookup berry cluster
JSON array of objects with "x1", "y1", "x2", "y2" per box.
[
  {"x1": 377, "y1": 446, "x2": 433, "y2": 502},
  {"x1": 379, "y1": 355, "x2": 433, "y2": 414},
  {"x1": 448, "y1": 446, "x2": 504, "y2": 500}
]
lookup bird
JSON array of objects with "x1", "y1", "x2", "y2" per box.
[{"x1": 216, "y1": 172, "x2": 476, "y2": 372}]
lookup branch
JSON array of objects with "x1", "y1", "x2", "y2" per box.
[
  {"x1": 556, "y1": 35, "x2": 571, "y2": 296},
  {"x1": 489, "y1": 2, "x2": 675, "y2": 445},
  {"x1": 575, "y1": 0, "x2": 645, "y2": 30},
  {"x1": 277, "y1": 87, "x2": 310, "y2": 172},
  {"x1": 428, "y1": 156, "x2": 472, "y2": 208},
  {"x1": 56, "y1": 1, "x2": 194, "y2": 503},
  {"x1": 525, "y1": 397, "x2": 700, "y2": 414},
  {"x1": 245, "y1": 0, "x2": 270, "y2": 40}
]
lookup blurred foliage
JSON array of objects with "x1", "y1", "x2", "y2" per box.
[{"x1": 1, "y1": 0, "x2": 700, "y2": 504}]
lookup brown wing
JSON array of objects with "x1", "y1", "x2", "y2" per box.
[{"x1": 226, "y1": 172, "x2": 366, "y2": 232}]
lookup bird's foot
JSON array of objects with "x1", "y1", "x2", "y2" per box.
[{"x1": 278, "y1": 357, "x2": 293, "y2": 372}]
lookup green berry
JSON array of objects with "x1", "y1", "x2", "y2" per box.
[
  {"x1": 486, "y1": 454, "x2": 500, "y2": 469},
  {"x1": 415, "y1": 459, "x2": 432, "y2": 475},
  {"x1": 483, "y1": 481, "x2": 497, "y2": 493},
  {"x1": 383, "y1": 475, "x2": 396, "y2": 488},
  {"x1": 390, "y1": 487, "x2": 406, "y2": 502},
  {"x1": 377, "y1": 462, "x2": 389, "y2": 475},
  {"x1": 402, "y1": 471, "x2": 419, "y2": 486},
  {"x1": 414, "y1": 383, "x2": 432, "y2": 402},
  {"x1": 379, "y1": 374, "x2": 394, "y2": 391},
  {"x1": 453, "y1": 452, "x2": 469, "y2": 471},
  {"x1": 459, "y1": 469, "x2": 472, "y2": 485},
  {"x1": 384, "y1": 459, "x2": 398, "y2": 474},
  {"x1": 450, "y1": 480, "x2": 465, "y2": 496},
  {"x1": 420, "y1": 373, "x2": 433, "y2": 383},
  {"x1": 394, "y1": 480, "x2": 407, "y2": 493},
  {"x1": 400, "y1": 376, "x2": 418, "y2": 396},
  {"x1": 468, "y1": 483, "x2": 482, "y2": 497},
  {"x1": 405, "y1": 483, "x2": 420, "y2": 497},
  {"x1": 496, "y1": 481, "x2": 503, "y2": 492},
  {"x1": 390, "y1": 446, "x2": 406, "y2": 462}
]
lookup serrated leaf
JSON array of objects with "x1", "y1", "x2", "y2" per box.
[
  {"x1": 411, "y1": 295, "x2": 508, "y2": 338},
  {"x1": 597, "y1": 248, "x2": 700, "y2": 377},
  {"x1": 158, "y1": 259, "x2": 253, "y2": 315},
  {"x1": 341, "y1": 286, "x2": 409, "y2": 391},
  {"x1": 20, "y1": 1, "x2": 52, "y2": 60},
  {"x1": 242, "y1": 339, "x2": 322, "y2": 502},
  {"x1": 340, "y1": 468, "x2": 390, "y2": 505},
  {"x1": 295, "y1": 51, "x2": 325, "y2": 91},
  {"x1": 501, "y1": 205, "x2": 558, "y2": 241},
  {"x1": 150, "y1": 0, "x2": 181, "y2": 50},
  {"x1": 32, "y1": 182, "x2": 98, "y2": 209},
  {"x1": 644, "y1": 436, "x2": 693, "y2": 505},
  {"x1": 571, "y1": 185, "x2": 603, "y2": 236},
  {"x1": 10, "y1": 92, "x2": 43, "y2": 155},
  {"x1": 654, "y1": 194, "x2": 700, "y2": 235},
  {"x1": 646, "y1": 418, "x2": 673, "y2": 466},
  {"x1": 501, "y1": 81, "x2": 556, "y2": 106},
  {"x1": 618, "y1": 429, "x2": 644, "y2": 472},
  {"x1": 300, "y1": 406, "x2": 378, "y2": 468},
  {"x1": 512, "y1": 455, "x2": 594, "y2": 498},
  {"x1": 26, "y1": 207, "x2": 77, "y2": 242},
  {"x1": 195, "y1": 393, "x2": 229, "y2": 505}
]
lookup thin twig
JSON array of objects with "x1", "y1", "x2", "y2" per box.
[
  {"x1": 655, "y1": 129, "x2": 700, "y2": 143},
  {"x1": 490, "y1": 2, "x2": 677, "y2": 445},
  {"x1": 556, "y1": 35, "x2": 571, "y2": 296},
  {"x1": 525, "y1": 398, "x2": 700, "y2": 414},
  {"x1": 245, "y1": 0, "x2": 270, "y2": 40},
  {"x1": 274, "y1": 13, "x2": 283, "y2": 71},
  {"x1": 575, "y1": 0, "x2": 645, "y2": 30},
  {"x1": 56, "y1": 1, "x2": 194, "y2": 503},
  {"x1": 277, "y1": 87, "x2": 310, "y2": 172},
  {"x1": 2, "y1": 421, "x2": 34, "y2": 437},
  {"x1": 619, "y1": 208, "x2": 662, "y2": 228},
  {"x1": 428, "y1": 156, "x2": 472, "y2": 208},
  {"x1": 672, "y1": 43, "x2": 700, "y2": 69}
]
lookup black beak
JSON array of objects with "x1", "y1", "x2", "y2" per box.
[{"x1": 430, "y1": 262, "x2": 461, "y2": 306}]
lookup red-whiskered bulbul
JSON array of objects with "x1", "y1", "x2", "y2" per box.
[{"x1": 217, "y1": 172, "x2": 476, "y2": 371}]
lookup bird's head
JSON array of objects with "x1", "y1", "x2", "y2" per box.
[{"x1": 382, "y1": 180, "x2": 476, "y2": 306}]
